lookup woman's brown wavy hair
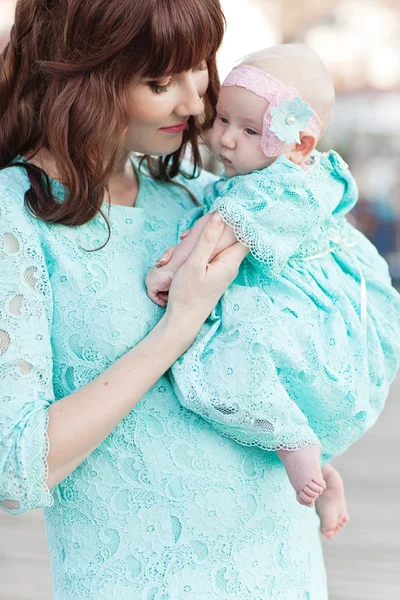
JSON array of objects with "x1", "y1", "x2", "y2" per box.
[{"x1": 0, "y1": 0, "x2": 225, "y2": 229}]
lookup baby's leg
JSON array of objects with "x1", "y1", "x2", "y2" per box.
[
  {"x1": 316, "y1": 463, "x2": 350, "y2": 539},
  {"x1": 277, "y1": 446, "x2": 326, "y2": 507}
]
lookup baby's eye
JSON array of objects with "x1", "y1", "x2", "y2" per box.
[
  {"x1": 220, "y1": 116, "x2": 229, "y2": 124},
  {"x1": 245, "y1": 128, "x2": 258, "y2": 135}
]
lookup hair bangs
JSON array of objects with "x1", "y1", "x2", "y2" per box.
[
  {"x1": 0, "y1": 0, "x2": 225, "y2": 231},
  {"x1": 140, "y1": 0, "x2": 225, "y2": 78}
]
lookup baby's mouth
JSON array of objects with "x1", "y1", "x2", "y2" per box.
[{"x1": 221, "y1": 156, "x2": 233, "y2": 166}]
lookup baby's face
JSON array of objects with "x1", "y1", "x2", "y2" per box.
[{"x1": 210, "y1": 86, "x2": 275, "y2": 177}]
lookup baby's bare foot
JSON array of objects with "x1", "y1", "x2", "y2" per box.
[
  {"x1": 278, "y1": 446, "x2": 326, "y2": 507},
  {"x1": 316, "y1": 463, "x2": 350, "y2": 540}
]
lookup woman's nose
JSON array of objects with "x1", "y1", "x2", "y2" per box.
[
  {"x1": 177, "y1": 95, "x2": 204, "y2": 118},
  {"x1": 176, "y1": 80, "x2": 205, "y2": 118}
]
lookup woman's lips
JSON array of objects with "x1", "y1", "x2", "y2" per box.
[{"x1": 159, "y1": 120, "x2": 189, "y2": 133}]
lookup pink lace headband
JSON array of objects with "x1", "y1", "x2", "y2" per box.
[{"x1": 222, "y1": 64, "x2": 323, "y2": 157}]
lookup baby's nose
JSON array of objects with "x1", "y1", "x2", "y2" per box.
[{"x1": 221, "y1": 131, "x2": 236, "y2": 150}]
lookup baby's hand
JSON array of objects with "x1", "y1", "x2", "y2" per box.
[
  {"x1": 146, "y1": 245, "x2": 177, "y2": 307},
  {"x1": 146, "y1": 265, "x2": 175, "y2": 307}
]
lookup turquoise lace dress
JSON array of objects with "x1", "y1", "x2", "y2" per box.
[
  {"x1": 0, "y1": 157, "x2": 328, "y2": 600},
  {"x1": 171, "y1": 151, "x2": 400, "y2": 463}
]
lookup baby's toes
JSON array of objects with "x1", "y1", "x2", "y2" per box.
[
  {"x1": 321, "y1": 518, "x2": 339, "y2": 538},
  {"x1": 307, "y1": 480, "x2": 325, "y2": 494},
  {"x1": 312, "y1": 477, "x2": 327, "y2": 492},
  {"x1": 322, "y1": 528, "x2": 336, "y2": 540},
  {"x1": 297, "y1": 490, "x2": 315, "y2": 507},
  {"x1": 303, "y1": 485, "x2": 320, "y2": 500},
  {"x1": 338, "y1": 514, "x2": 350, "y2": 529}
]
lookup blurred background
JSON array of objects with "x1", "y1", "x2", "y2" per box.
[
  {"x1": 219, "y1": 0, "x2": 400, "y2": 283},
  {"x1": 0, "y1": 1, "x2": 399, "y2": 599}
]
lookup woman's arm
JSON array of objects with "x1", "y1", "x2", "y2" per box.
[
  {"x1": 46, "y1": 316, "x2": 194, "y2": 489},
  {"x1": 47, "y1": 214, "x2": 249, "y2": 489}
]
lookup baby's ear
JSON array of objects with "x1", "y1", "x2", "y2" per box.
[{"x1": 289, "y1": 134, "x2": 318, "y2": 166}]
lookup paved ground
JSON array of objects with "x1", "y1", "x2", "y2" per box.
[{"x1": 0, "y1": 377, "x2": 399, "y2": 600}]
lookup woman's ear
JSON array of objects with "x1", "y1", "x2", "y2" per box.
[{"x1": 288, "y1": 134, "x2": 318, "y2": 166}]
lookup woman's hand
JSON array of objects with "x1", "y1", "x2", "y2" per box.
[{"x1": 163, "y1": 212, "x2": 249, "y2": 346}]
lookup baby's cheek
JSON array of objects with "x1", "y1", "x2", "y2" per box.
[
  {"x1": 210, "y1": 125, "x2": 221, "y2": 151},
  {"x1": 252, "y1": 148, "x2": 274, "y2": 171}
]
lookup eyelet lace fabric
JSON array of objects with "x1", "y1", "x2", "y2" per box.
[
  {"x1": 0, "y1": 159, "x2": 331, "y2": 599},
  {"x1": 0, "y1": 181, "x2": 54, "y2": 515},
  {"x1": 171, "y1": 151, "x2": 400, "y2": 463}
]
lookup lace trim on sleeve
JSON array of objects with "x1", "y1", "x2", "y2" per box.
[{"x1": 0, "y1": 187, "x2": 55, "y2": 514}]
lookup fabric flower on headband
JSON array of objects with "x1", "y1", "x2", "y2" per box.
[{"x1": 269, "y1": 97, "x2": 315, "y2": 144}]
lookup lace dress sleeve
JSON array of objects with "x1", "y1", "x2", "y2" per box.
[
  {"x1": 0, "y1": 186, "x2": 54, "y2": 514},
  {"x1": 210, "y1": 163, "x2": 321, "y2": 276}
]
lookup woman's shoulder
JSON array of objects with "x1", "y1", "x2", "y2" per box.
[
  {"x1": 0, "y1": 163, "x2": 33, "y2": 224},
  {"x1": 0, "y1": 162, "x2": 31, "y2": 197}
]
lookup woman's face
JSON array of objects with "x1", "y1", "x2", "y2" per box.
[{"x1": 124, "y1": 62, "x2": 209, "y2": 155}]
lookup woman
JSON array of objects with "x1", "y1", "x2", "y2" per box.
[{"x1": 0, "y1": 1, "x2": 328, "y2": 598}]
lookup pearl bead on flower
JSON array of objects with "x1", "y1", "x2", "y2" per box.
[{"x1": 286, "y1": 115, "x2": 296, "y2": 125}]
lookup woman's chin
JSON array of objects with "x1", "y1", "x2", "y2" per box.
[{"x1": 131, "y1": 141, "x2": 184, "y2": 157}]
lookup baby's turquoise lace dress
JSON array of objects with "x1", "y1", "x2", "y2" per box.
[
  {"x1": 171, "y1": 151, "x2": 400, "y2": 463},
  {"x1": 0, "y1": 157, "x2": 328, "y2": 599}
]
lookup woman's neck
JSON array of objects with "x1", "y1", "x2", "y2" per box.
[
  {"x1": 107, "y1": 150, "x2": 139, "y2": 208},
  {"x1": 24, "y1": 148, "x2": 139, "y2": 208}
]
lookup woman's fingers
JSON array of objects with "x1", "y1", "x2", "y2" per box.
[
  {"x1": 187, "y1": 212, "x2": 225, "y2": 267},
  {"x1": 210, "y1": 240, "x2": 249, "y2": 277},
  {"x1": 165, "y1": 216, "x2": 248, "y2": 340},
  {"x1": 155, "y1": 246, "x2": 175, "y2": 268}
]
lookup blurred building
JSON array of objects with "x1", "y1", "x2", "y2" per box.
[{"x1": 287, "y1": 0, "x2": 400, "y2": 279}]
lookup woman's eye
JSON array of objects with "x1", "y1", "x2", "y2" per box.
[
  {"x1": 196, "y1": 61, "x2": 208, "y2": 72},
  {"x1": 148, "y1": 79, "x2": 172, "y2": 94},
  {"x1": 245, "y1": 128, "x2": 258, "y2": 135}
]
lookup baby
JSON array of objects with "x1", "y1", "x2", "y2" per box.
[{"x1": 146, "y1": 44, "x2": 400, "y2": 537}]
